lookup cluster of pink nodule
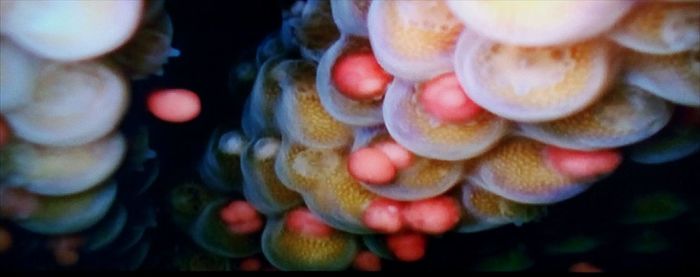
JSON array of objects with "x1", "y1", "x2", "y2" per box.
[
  {"x1": 222, "y1": 0, "x2": 699, "y2": 271},
  {"x1": 0, "y1": 0, "x2": 176, "y2": 266}
]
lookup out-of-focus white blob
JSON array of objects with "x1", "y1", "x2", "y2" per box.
[
  {"x1": 2, "y1": 133, "x2": 126, "y2": 196},
  {"x1": 624, "y1": 49, "x2": 700, "y2": 107},
  {"x1": 367, "y1": 0, "x2": 463, "y2": 81},
  {"x1": 111, "y1": 12, "x2": 179, "y2": 80},
  {"x1": 446, "y1": 0, "x2": 634, "y2": 46},
  {"x1": 454, "y1": 33, "x2": 614, "y2": 122},
  {"x1": 317, "y1": 35, "x2": 385, "y2": 126},
  {"x1": 1, "y1": 0, "x2": 143, "y2": 61},
  {"x1": 4, "y1": 61, "x2": 129, "y2": 147},
  {"x1": 15, "y1": 182, "x2": 117, "y2": 235},
  {"x1": 0, "y1": 39, "x2": 42, "y2": 112},
  {"x1": 383, "y1": 79, "x2": 508, "y2": 161},
  {"x1": 331, "y1": 0, "x2": 371, "y2": 37},
  {"x1": 518, "y1": 83, "x2": 674, "y2": 150},
  {"x1": 610, "y1": 3, "x2": 700, "y2": 55}
]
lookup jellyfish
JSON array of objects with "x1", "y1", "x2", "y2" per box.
[
  {"x1": 610, "y1": 2, "x2": 700, "y2": 55},
  {"x1": 284, "y1": 0, "x2": 340, "y2": 62},
  {"x1": 242, "y1": 56, "x2": 286, "y2": 138},
  {"x1": 383, "y1": 74, "x2": 509, "y2": 161},
  {"x1": 628, "y1": 117, "x2": 700, "y2": 164},
  {"x1": 623, "y1": 49, "x2": 700, "y2": 107},
  {"x1": 12, "y1": 181, "x2": 117, "y2": 235},
  {"x1": 0, "y1": 0, "x2": 143, "y2": 61},
  {"x1": 274, "y1": 60, "x2": 354, "y2": 149},
  {"x1": 348, "y1": 127, "x2": 464, "y2": 201},
  {"x1": 261, "y1": 207, "x2": 359, "y2": 271},
  {"x1": 460, "y1": 182, "x2": 545, "y2": 226},
  {"x1": 0, "y1": 0, "x2": 163, "y2": 268},
  {"x1": 155, "y1": 0, "x2": 700, "y2": 271},
  {"x1": 517, "y1": 82, "x2": 674, "y2": 150},
  {"x1": 198, "y1": 130, "x2": 246, "y2": 193},
  {"x1": 190, "y1": 199, "x2": 261, "y2": 258},
  {"x1": 241, "y1": 136, "x2": 303, "y2": 215},
  {"x1": 466, "y1": 137, "x2": 622, "y2": 204},
  {"x1": 367, "y1": 0, "x2": 463, "y2": 81},
  {"x1": 111, "y1": 11, "x2": 180, "y2": 80},
  {"x1": 0, "y1": 133, "x2": 126, "y2": 196},
  {"x1": 0, "y1": 39, "x2": 42, "y2": 112},
  {"x1": 446, "y1": 0, "x2": 633, "y2": 47},
  {"x1": 455, "y1": 213, "x2": 509, "y2": 234},
  {"x1": 316, "y1": 35, "x2": 390, "y2": 126},
  {"x1": 330, "y1": 0, "x2": 370, "y2": 37},
  {"x1": 454, "y1": 33, "x2": 615, "y2": 122},
  {"x1": 274, "y1": 138, "x2": 375, "y2": 234},
  {"x1": 3, "y1": 60, "x2": 129, "y2": 147}
]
